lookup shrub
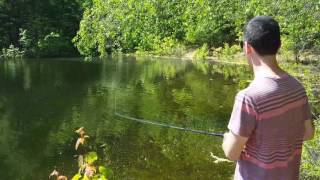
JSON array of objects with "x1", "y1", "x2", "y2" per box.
[
  {"x1": 1, "y1": 44, "x2": 24, "y2": 59},
  {"x1": 300, "y1": 119, "x2": 320, "y2": 179},
  {"x1": 213, "y1": 43, "x2": 242, "y2": 61},
  {"x1": 18, "y1": 29, "x2": 33, "y2": 56},
  {"x1": 152, "y1": 37, "x2": 181, "y2": 56},
  {"x1": 193, "y1": 43, "x2": 209, "y2": 60},
  {"x1": 37, "y1": 32, "x2": 77, "y2": 58},
  {"x1": 136, "y1": 37, "x2": 187, "y2": 57}
]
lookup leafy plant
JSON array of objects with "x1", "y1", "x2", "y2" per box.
[
  {"x1": 213, "y1": 43, "x2": 242, "y2": 61},
  {"x1": 301, "y1": 119, "x2": 320, "y2": 179},
  {"x1": 1, "y1": 44, "x2": 24, "y2": 59},
  {"x1": 50, "y1": 127, "x2": 112, "y2": 180},
  {"x1": 193, "y1": 43, "x2": 209, "y2": 60},
  {"x1": 18, "y1": 28, "x2": 33, "y2": 56},
  {"x1": 37, "y1": 32, "x2": 76, "y2": 58}
]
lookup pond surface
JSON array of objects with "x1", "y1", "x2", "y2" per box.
[{"x1": 0, "y1": 57, "x2": 251, "y2": 179}]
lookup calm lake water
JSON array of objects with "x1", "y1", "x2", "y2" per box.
[{"x1": 0, "y1": 57, "x2": 251, "y2": 179}]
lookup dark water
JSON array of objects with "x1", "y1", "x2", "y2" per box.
[{"x1": 0, "y1": 57, "x2": 251, "y2": 179}]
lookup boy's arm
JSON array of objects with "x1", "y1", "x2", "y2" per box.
[
  {"x1": 304, "y1": 119, "x2": 315, "y2": 141},
  {"x1": 222, "y1": 131, "x2": 248, "y2": 161}
]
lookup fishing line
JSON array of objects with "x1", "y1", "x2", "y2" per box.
[
  {"x1": 113, "y1": 90, "x2": 223, "y2": 137},
  {"x1": 115, "y1": 111, "x2": 224, "y2": 137},
  {"x1": 112, "y1": 61, "x2": 224, "y2": 137}
]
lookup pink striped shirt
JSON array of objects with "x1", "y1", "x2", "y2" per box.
[{"x1": 228, "y1": 73, "x2": 311, "y2": 180}]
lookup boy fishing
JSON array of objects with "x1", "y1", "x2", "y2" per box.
[{"x1": 222, "y1": 16, "x2": 315, "y2": 180}]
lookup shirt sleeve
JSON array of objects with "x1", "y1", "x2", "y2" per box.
[{"x1": 227, "y1": 92, "x2": 257, "y2": 137}]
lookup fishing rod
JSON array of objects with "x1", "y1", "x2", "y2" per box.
[{"x1": 114, "y1": 112, "x2": 224, "y2": 137}]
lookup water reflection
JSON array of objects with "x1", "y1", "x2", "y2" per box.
[{"x1": 0, "y1": 58, "x2": 252, "y2": 179}]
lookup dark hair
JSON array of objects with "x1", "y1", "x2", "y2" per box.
[{"x1": 244, "y1": 16, "x2": 281, "y2": 55}]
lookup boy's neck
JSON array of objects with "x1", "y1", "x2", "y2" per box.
[{"x1": 252, "y1": 55, "x2": 286, "y2": 79}]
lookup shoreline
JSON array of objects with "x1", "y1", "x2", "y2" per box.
[{"x1": 120, "y1": 53, "x2": 249, "y2": 65}]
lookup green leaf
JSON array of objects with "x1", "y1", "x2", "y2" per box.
[
  {"x1": 71, "y1": 173, "x2": 82, "y2": 180},
  {"x1": 85, "y1": 151, "x2": 98, "y2": 164},
  {"x1": 98, "y1": 166, "x2": 113, "y2": 178},
  {"x1": 83, "y1": 175, "x2": 90, "y2": 180},
  {"x1": 98, "y1": 175, "x2": 107, "y2": 180},
  {"x1": 92, "y1": 175, "x2": 107, "y2": 180},
  {"x1": 98, "y1": 166, "x2": 108, "y2": 177}
]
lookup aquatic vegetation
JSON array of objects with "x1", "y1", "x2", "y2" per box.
[
  {"x1": 72, "y1": 127, "x2": 111, "y2": 180},
  {"x1": 49, "y1": 127, "x2": 112, "y2": 180}
]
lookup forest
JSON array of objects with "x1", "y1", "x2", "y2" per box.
[
  {"x1": 0, "y1": 0, "x2": 319, "y2": 179},
  {"x1": 0, "y1": 0, "x2": 319, "y2": 59}
]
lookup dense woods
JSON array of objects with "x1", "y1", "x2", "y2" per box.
[
  {"x1": 0, "y1": 0, "x2": 319, "y2": 59},
  {"x1": 0, "y1": 0, "x2": 84, "y2": 57},
  {"x1": 74, "y1": 0, "x2": 320, "y2": 58}
]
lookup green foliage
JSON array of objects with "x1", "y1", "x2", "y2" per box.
[
  {"x1": 98, "y1": 166, "x2": 108, "y2": 177},
  {"x1": 37, "y1": 32, "x2": 76, "y2": 58},
  {"x1": 1, "y1": 0, "x2": 319, "y2": 58},
  {"x1": 136, "y1": 37, "x2": 187, "y2": 57},
  {"x1": 73, "y1": 0, "x2": 319, "y2": 60},
  {"x1": 85, "y1": 152, "x2": 98, "y2": 164},
  {"x1": 0, "y1": 0, "x2": 83, "y2": 57},
  {"x1": 237, "y1": 0, "x2": 320, "y2": 62},
  {"x1": 98, "y1": 166, "x2": 113, "y2": 179},
  {"x1": 277, "y1": 1, "x2": 320, "y2": 61},
  {"x1": 1, "y1": 44, "x2": 24, "y2": 59},
  {"x1": 183, "y1": 0, "x2": 238, "y2": 46},
  {"x1": 0, "y1": 0, "x2": 319, "y2": 58},
  {"x1": 193, "y1": 43, "x2": 209, "y2": 60},
  {"x1": 18, "y1": 29, "x2": 31, "y2": 53},
  {"x1": 74, "y1": 0, "x2": 238, "y2": 57},
  {"x1": 153, "y1": 37, "x2": 178, "y2": 56},
  {"x1": 301, "y1": 120, "x2": 320, "y2": 179},
  {"x1": 72, "y1": 173, "x2": 83, "y2": 180},
  {"x1": 213, "y1": 43, "x2": 242, "y2": 61},
  {"x1": 72, "y1": 172, "x2": 107, "y2": 180},
  {"x1": 71, "y1": 128, "x2": 112, "y2": 180}
]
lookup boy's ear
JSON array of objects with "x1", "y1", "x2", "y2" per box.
[{"x1": 244, "y1": 42, "x2": 253, "y2": 55}]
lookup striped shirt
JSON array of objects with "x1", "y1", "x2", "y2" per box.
[{"x1": 228, "y1": 73, "x2": 312, "y2": 180}]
